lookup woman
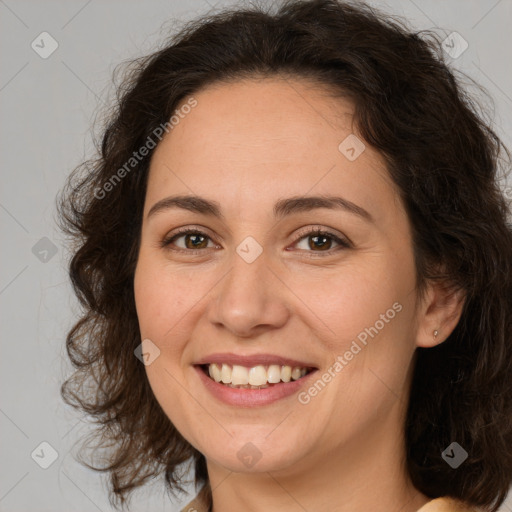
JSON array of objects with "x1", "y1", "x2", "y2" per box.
[{"x1": 58, "y1": 1, "x2": 512, "y2": 511}]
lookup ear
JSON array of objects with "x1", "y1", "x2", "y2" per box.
[{"x1": 415, "y1": 279, "x2": 466, "y2": 348}]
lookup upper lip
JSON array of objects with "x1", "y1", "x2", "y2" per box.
[{"x1": 194, "y1": 353, "x2": 318, "y2": 368}]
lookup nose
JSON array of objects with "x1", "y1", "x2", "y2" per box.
[{"x1": 206, "y1": 249, "x2": 290, "y2": 338}]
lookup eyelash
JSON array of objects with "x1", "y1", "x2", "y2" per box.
[{"x1": 160, "y1": 226, "x2": 351, "y2": 257}]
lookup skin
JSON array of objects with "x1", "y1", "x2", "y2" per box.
[{"x1": 134, "y1": 76, "x2": 465, "y2": 512}]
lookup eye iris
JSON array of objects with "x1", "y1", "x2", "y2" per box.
[
  {"x1": 176, "y1": 231, "x2": 338, "y2": 251},
  {"x1": 185, "y1": 233, "x2": 208, "y2": 249},
  {"x1": 309, "y1": 234, "x2": 331, "y2": 251}
]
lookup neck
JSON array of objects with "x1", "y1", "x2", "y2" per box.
[{"x1": 206, "y1": 403, "x2": 429, "y2": 512}]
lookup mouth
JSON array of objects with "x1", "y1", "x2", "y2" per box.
[{"x1": 197, "y1": 363, "x2": 317, "y2": 390}]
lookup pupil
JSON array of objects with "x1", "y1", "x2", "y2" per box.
[
  {"x1": 186, "y1": 234, "x2": 206, "y2": 249},
  {"x1": 310, "y1": 235, "x2": 330, "y2": 250}
]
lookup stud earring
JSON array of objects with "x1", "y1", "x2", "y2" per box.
[{"x1": 433, "y1": 329, "x2": 439, "y2": 338}]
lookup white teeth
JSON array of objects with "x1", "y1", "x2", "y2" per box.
[
  {"x1": 291, "y1": 367, "x2": 302, "y2": 380},
  {"x1": 221, "y1": 364, "x2": 231, "y2": 384},
  {"x1": 231, "y1": 365, "x2": 249, "y2": 385},
  {"x1": 281, "y1": 366, "x2": 292, "y2": 383},
  {"x1": 267, "y1": 365, "x2": 282, "y2": 383},
  {"x1": 209, "y1": 363, "x2": 222, "y2": 382},
  {"x1": 206, "y1": 363, "x2": 311, "y2": 386},
  {"x1": 248, "y1": 366, "x2": 268, "y2": 386}
]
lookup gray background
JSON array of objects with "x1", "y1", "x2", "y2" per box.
[{"x1": 1, "y1": 0, "x2": 511, "y2": 511}]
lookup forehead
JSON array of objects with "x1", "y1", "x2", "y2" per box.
[
  {"x1": 145, "y1": 77, "x2": 400, "y2": 224},
  {"x1": 168, "y1": 76, "x2": 357, "y2": 159}
]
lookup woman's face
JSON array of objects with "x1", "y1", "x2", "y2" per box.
[{"x1": 134, "y1": 77, "x2": 423, "y2": 475}]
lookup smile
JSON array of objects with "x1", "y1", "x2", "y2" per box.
[
  {"x1": 202, "y1": 363, "x2": 314, "y2": 389},
  {"x1": 194, "y1": 363, "x2": 318, "y2": 407}
]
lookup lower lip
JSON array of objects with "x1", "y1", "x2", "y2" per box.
[{"x1": 194, "y1": 365, "x2": 318, "y2": 407}]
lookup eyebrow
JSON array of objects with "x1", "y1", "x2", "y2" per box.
[{"x1": 147, "y1": 194, "x2": 374, "y2": 223}]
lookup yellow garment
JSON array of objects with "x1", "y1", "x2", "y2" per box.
[{"x1": 180, "y1": 488, "x2": 481, "y2": 512}]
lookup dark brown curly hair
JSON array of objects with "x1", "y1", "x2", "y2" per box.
[{"x1": 57, "y1": 0, "x2": 512, "y2": 510}]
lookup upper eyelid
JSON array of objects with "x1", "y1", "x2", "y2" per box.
[
  {"x1": 164, "y1": 223, "x2": 347, "y2": 239},
  {"x1": 163, "y1": 226, "x2": 350, "y2": 250},
  {"x1": 293, "y1": 225, "x2": 350, "y2": 243},
  {"x1": 164, "y1": 225, "x2": 220, "y2": 244}
]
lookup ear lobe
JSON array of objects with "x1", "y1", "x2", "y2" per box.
[{"x1": 415, "y1": 280, "x2": 466, "y2": 349}]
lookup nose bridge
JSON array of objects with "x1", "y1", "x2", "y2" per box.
[{"x1": 208, "y1": 242, "x2": 289, "y2": 336}]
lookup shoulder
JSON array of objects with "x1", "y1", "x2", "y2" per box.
[
  {"x1": 179, "y1": 493, "x2": 483, "y2": 512},
  {"x1": 417, "y1": 497, "x2": 483, "y2": 512},
  {"x1": 179, "y1": 491, "x2": 483, "y2": 512}
]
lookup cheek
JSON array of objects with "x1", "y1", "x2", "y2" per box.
[
  {"x1": 133, "y1": 257, "x2": 198, "y2": 424},
  {"x1": 133, "y1": 252, "x2": 215, "y2": 350},
  {"x1": 298, "y1": 263, "x2": 405, "y2": 351},
  {"x1": 134, "y1": 249, "x2": 180, "y2": 315},
  {"x1": 307, "y1": 257, "x2": 417, "y2": 408},
  {"x1": 134, "y1": 255, "x2": 182, "y2": 342}
]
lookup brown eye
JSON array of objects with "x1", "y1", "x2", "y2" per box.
[
  {"x1": 293, "y1": 229, "x2": 351, "y2": 254},
  {"x1": 182, "y1": 233, "x2": 209, "y2": 249},
  {"x1": 161, "y1": 227, "x2": 350, "y2": 256},
  {"x1": 161, "y1": 229, "x2": 216, "y2": 252},
  {"x1": 308, "y1": 233, "x2": 334, "y2": 251}
]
